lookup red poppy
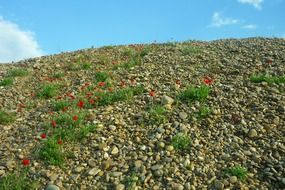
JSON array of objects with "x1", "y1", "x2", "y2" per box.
[
  {"x1": 176, "y1": 79, "x2": 181, "y2": 85},
  {"x1": 40, "y1": 133, "x2": 47, "y2": 139},
  {"x1": 108, "y1": 87, "x2": 113, "y2": 92},
  {"x1": 98, "y1": 82, "x2": 105, "y2": 87},
  {"x1": 73, "y1": 115, "x2": 78, "y2": 121},
  {"x1": 62, "y1": 107, "x2": 68, "y2": 112},
  {"x1": 57, "y1": 139, "x2": 63, "y2": 145},
  {"x1": 77, "y1": 100, "x2": 84, "y2": 109},
  {"x1": 119, "y1": 80, "x2": 126, "y2": 87},
  {"x1": 203, "y1": 77, "x2": 214, "y2": 85},
  {"x1": 149, "y1": 90, "x2": 155, "y2": 97},
  {"x1": 57, "y1": 96, "x2": 62, "y2": 100},
  {"x1": 22, "y1": 159, "x2": 30, "y2": 166},
  {"x1": 89, "y1": 99, "x2": 95, "y2": 104},
  {"x1": 51, "y1": 120, "x2": 57, "y2": 128}
]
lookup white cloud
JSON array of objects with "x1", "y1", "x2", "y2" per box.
[
  {"x1": 210, "y1": 12, "x2": 239, "y2": 27},
  {"x1": 243, "y1": 24, "x2": 257, "y2": 29},
  {"x1": 0, "y1": 16, "x2": 43, "y2": 63},
  {"x1": 238, "y1": 0, "x2": 263, "y2": 10}
]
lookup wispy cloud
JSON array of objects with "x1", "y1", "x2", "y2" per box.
[
  {"x1": 243, "y1": 24, "x2": 257, "y2": 29},
  {"x1": 238, "y1": 0, "x2": 263, "y2": 10},
  {"x1": 210, "y1": 12, "x2": 239, "y2": 27},
  {"x1": 0, "y1": 16, "x2": 43, "y2": 63}
]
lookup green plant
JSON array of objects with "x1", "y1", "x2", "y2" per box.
[
  {"x1": 52, "y1": 100, "x2": 70, "y2": 111},
  {"x1": 225, "y1": 166, "x2": 248, "y2": 181},
  {"x1": 181, "y1": 45, "x2": 201, "y2": 55},
  {"x1": 77, "y1": 124, "x2": 97, "y2": 140},
  {"x1": 197, "y1": 106, "x2": 211, "y2": 119},
  {"x1": 250, "y1": 74, "x2": 285, "y2": 84},
  {"x1": 79, "y1": 62, "x2": 92, "y2": 70},
  {"x1": 148, "y1": 104, "x2": 168, "y2": 125},
  {"x1": 94, "y1": 71, "x2": 110, "y2": 82},
  {"x1": 0, "y1": 110, "x2": 16, "y2": 124},
  {"x1": 125, "y1": 172, "x2": 139, "y2": 190},
  {"x1": 52, "y1": 72, "x2": 64, "y2": 79},
  {"x1": 6, "y1": 68, "x2": 28, "y2": 77},
  {"x1": 0, "y1": 78, "x2": 13, "y2": 86},
  {"x1": 171, "y1": 133, "x2": 191, "y2": 151},
  {"x1": 0, "y1": 169, "x2": 39, "y2": 190},
  {"x1": 177, "y1": 85, "x2": 210, "y2": 104},
  {"x1": 38, "y1": 137, "x2": 65, "y2": 166},
  {"x1": 37, "y1": 84, "x2": 59, "y2": 99}
]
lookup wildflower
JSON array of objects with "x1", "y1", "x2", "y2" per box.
[
  {"x1": 120, "y1": 80, "x2": 126, "y2": 88},
  {"x1": 22, "y1": 159, "x2": 30, "y2": 166},
  {"x1": 176, "y1": 79, "x2": 181, "y2": 85},
  {"x1": 98, "y1": 82, "x2": 105, "y2": 87},
  {"x1": 62, "y1": 107, "x2": 68, "y2": 112},
  {"x1": 86, "y1": 92, "x2": 93, "y2": 98},
  {"x1": 203, "y1": 77, "x2": 214, "y2": 85},
  {"x1": 89, "y1": 99, "x2": 95, "y2": 104},
  {"x1": 51, "y1": 120, "x2": 57, "y2": 128},
  {"x1": 57, "y1": 139, "x2": 63, "y2": 145},
  {"x1": 77, "y1": 100, "x2": 84, "y2": 109},
  {"x1": 149, "y1": 89, "x2": 155, "y2": 97},
  {"x1": 40, "y1": 133, "x2": 47, "y2": 139},
  {"x1": 73, "y1": 115, "x2": 78, "y2": 121}
]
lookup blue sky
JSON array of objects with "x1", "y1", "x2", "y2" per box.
[{"x1": 0, "y1": 0, "x2": 284, "y2": 62}]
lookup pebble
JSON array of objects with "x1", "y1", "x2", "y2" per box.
[
  {"x1": 173, "y1": 183, "x2": 184, "y2": 190},
  {"x1": 74, "y1": 166, "x2": 84, "y2": 173},
  {"x1": 229, "y1": 176, "x2": 238, "y2": 184},
  {"x1": 179, "y1": 112, "x2": 188, "y2": 120},
  {"x1": 248, "y1": 129, "x2": 258, "y2": 138},
  {"x1": 109, "y1": 125, "x2": 116, "y2": 131},
  {"x1": 111, "y1": 146, "x2": 119, "y2": 155},
  {"x1": 214, "y1": 180, "x2": 224, "y2": 190},
  {"x1": 88, "y1": 167, "x2": 101, "y2": 176},
  {"x1": 49, "y1": 173, "x2": 58, "y2": 181},
  {"x1": 161, "y1": 95, "x2": 174, "y2": 105},
  {"x1": 46, "y1": 184, "x2": 60, "y2": 190},
  {"x1": 102, "y1": 159, "x2": 112, "y2": 170},
  {"x1": 166, "y1": 145, "x2": 174, "y2": 152},
  {"x1": 116, "y1": 184, "x2": 125, "y2": 190}
]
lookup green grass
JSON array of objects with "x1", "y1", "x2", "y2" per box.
[
  {"x1": 124, "y1": 172, "x2": 139, "y2": 190},
  {"x1": 94, "y1": 71, "x2": 110, "y2": 82},
  {"x1": 196, "y1": 106, "x2": 211, "y2": 119},
  {"x1": 181, "y1": 45, "x2": 201, "y2": 55},
  {"x1": 52, "y1": 100, "x2": 70, "y2": 111},
  {"x1": 171, "y1": 133, "x2": 191, "y2": 151},
  {"x1": 52, "y1": 72, "x2": 64, "y2": 79},
  {"x1": 6, "y1": 68, "x2": 29, "y2": 77},
  {"x1": 79, "y1": 62, "x2": 92, "y2": 70},
  {"x1": 148, "y1": 104, "x2": 168, "y2": 125},
  {"x1": 77, "y1": 124, "x2": 97, "y2": 140},
  {"x1": 0, "y1": 169, "x2": 39, "y2": 190},
  {"x1": 36, "y1": 84, "x2": 59, "y2": 99},
  {"x1": 0, "y1": 78, "x2": 13, "y2": 86},
  {"x1": 177, "y1": 85, "x2": 210, "y2": 104},
  {"x1": 250, "y1": 74, "x2": 285, "y2": 84},
  {"x1": 0, "y1": 110, "x2": 16, "y2": 125},
  {"x1": 38, "y1": 137, "x2": 65, "y2": 166},
  {"x1": 225, "y1": 166, "x2": 248, "y2": 181}
]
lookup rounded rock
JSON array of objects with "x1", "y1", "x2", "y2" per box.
[{"x1": 46, "y1": 184, "x2": 60, "y2": 190}]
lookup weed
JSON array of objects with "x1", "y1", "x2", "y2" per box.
[
  {"x1": 181, "y1": 45, "x2": 201, "y2": 55},
  {"x1": 52, "y1": 72, "x2": 64, "y2": 79},
  {"x1": 38, "y1": 137, "x2": 65, "y2": 166},
  {"x1": 37, "y1": 84, "x2": 59, "y2": 99},
  {"x1": 250, "y1": 74, "x2": 285, "y2": 84},
  {"x1": 0, "y1": 169, "x2": 39, "y2": 190},
  {"x1": 0, "y1": 110, "x2": 16, "y2": 124},
  {"x1": 177, "y1": 85, "x2": 210, "y2": 104},
  {"x1": 79, "y1": 62, "x2": 92, "y2": 70},
  {"x1": 125, "y1": 172, "x2": 139, "y2": 190},
  {"x1": 6, "y1": 68, "x2": 28, "y2": 77},
  {"x1": 0, "y1": 78, "x2": 13, "y2": 86},
  {"x1": 52, "y1": 100, "x2": 70, "y2": 111},
  {"x1": 95, "y1": 71, "x2": 110, "y2": 82},
  {"x1": 77, "y1": 124, "x2": 96, "y2": 140},
  {"x1": 148, "y1": 104, "x2": 168, "y2": 125},
  {"x1": 225, "y1": 166, "x2": 248, "y2": 181},
  {"x1": 171, "y1": 133, "x2": 191, "y2": 151},
  {"x1": 197, "y1": 106, "x2": 211, "y2": 119}
]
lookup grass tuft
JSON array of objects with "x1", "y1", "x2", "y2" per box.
[
  {"x1": 148, "y1": 104, "x2": 168, "y2": 125},
  {"x1": 0, "y1": 110, "x2": 16, "y2": 125},
  {"x1": 6, "y1": 68, "x2": 29, "y2": 77},
  {"x1": 177, "y1": 85, "x2": 210, "y2": 104},
  {"x1": 37, "y1": 84, "x2": 59, "y2": 99},
  {"x1": 171, "y1": 133, "x2": 191, "y2": 151},
  {"x1": 225, "y1": 166, "x2": 248, "y2": 181},
  {"x1": 250, "y1": 74, "x2": 285, "y2": 84},
  {"x1": 0, "y1": 78, "x2": 13, "y2": 86}
]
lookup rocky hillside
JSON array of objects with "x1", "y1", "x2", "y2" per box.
[{"x1": 0, "y1": 38, "x2": 285, "y2": 190}]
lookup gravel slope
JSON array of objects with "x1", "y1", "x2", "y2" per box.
[{"x1": 0, "y1": 37, "x2": 285, "y2": 190}]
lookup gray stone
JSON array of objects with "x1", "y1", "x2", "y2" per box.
[
  {"x1": 108, "y1": 125, "x2": 116, "y2": 131},
  {"x1": 88, "y1": 167, "x2": 101, "y2": 176},
  {"x1": 116, "y1": 184, "x2": 125, "y2": 190},
  {"x1": 161, "y1": 95, "x2": 174, "y2": 105},
  {"x1": 229, "y1": 176, "x2": 238, "y2": 184},
  {"x1": 179, "y1": 112, "x2": 188, "y2": 120},
  {"x1": 46, "y1": 184, "x2": 60, "y2": 190},
  {"x1": 248, "y1": 129, "x2": 257, "y2": 138},
  {"x1": 214, "y1": 180, "x2": 224, "y2": 190},
  {"x1": 49, "y1": 173, "x2": 58, "y2": 181},
  {"x1": 74, "y1": 166, "x2": 84, "y2": 173},
  {"x1": 173, "y1": 183, "x2": 184, "y2": 190},
  {"x1": 111, "y1": 146, "x2": 119, "y2": 155}
]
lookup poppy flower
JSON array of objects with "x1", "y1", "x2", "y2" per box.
[
  {"x1": 98, "y1": 82, "x2": 105, "y2": 87},
  {"x1": 51, "y1": 120, "x2": 57, "y2": 128},
  {"x1": 62, "y1": 107, "x2": 68, "y2": 112},
  {"x1": 77, "y1": 100, "x2": 84, "y2": 109},
  {"x1": 89, "y1": 99, "x2": 95, "y2": 104},
  {"x1": 86, "y1": 92, "x2": 93, "y2": 98},
  {"x1": 40, "y1": 133, "x2": 47, "y2": 139},
  {"x1": 176, "y1": 79, "x2": 181, "y2": 85},
  {"x1": 22, "y1": 159, "x2": 30, "y2": 166},
  {"x1": 73, "y1": 115, "x2": 78, "y2": 121},
  {"x1": 57, "y1": 139, "x2": 63, "y2": 145},
  {"x1": 203, "y1": 77, "x2": 214, "y2": 85},
  {"x1": 149, "y1": 90, "x2": 155, "y2": 97},
  {"x1": 266, "y1": 58, "x2": 273, "y2": 64},
  {"x1": 119, "y1": 80, "x2": 126, "y2": 88},
  {"x1": 108, "y1": 87, "x2": 113, "y2": 92}
]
